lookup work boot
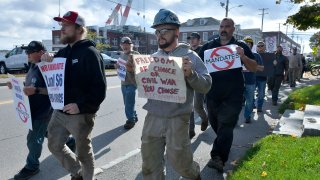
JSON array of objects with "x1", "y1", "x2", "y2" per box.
[
  {"x1": 200, "y1": 119, "x2": 208, "y2": 131},
  {"x1": 189, "y1": 130, "x2": 196, "y2": 139},
  {"x1": 245, "y1": 117, "x2": 251, "y2": 123},
  {"x1": 207, "y1": 156, "x2": 224, "y2": 172},
  {"x1": 14, "y1": 167, "x2": 40, "y2": 180},
  {"x1": 272, "y1": 101, "x2": 277, "y2": 106},
  {"x1": 70, "y1": 175, "x2": 83, "y2": 180},
  {"x1": 124, "y1": 120, "x2": 135, "y2": 130}
]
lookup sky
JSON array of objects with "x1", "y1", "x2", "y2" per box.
[{"x1": 0, "y1": 0, "x2": 318, "y2": 53}]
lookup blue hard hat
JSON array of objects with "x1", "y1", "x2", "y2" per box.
[{"x1": 151, "y1": 9, "x2": 180, "y2": 28}]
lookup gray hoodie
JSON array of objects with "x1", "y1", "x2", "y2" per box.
[{"x1": 142, "y1": 43, "x2": 212, "y2": 117}]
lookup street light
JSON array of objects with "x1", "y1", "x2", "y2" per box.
[{"x1": 220, "y1": 0, "x2": 243, "y2": 17}]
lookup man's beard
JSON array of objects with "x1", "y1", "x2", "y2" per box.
[
  {"x1": 158, "y1": 36, "x2": 175, "y2": 49},
  {"x1": 60, "y1": 34, "x2": 77, "y2": 45}
]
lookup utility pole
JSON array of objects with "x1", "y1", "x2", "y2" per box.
[
  {"x1": 278, "y1": 23, "x2": 281, "y2": 46},
  {"x1": 258, "y1": 8, "x2": 268, "y2": 32},
  {"x1": 285, "y1": 25, "x2": 289, "y2": 36},
  {"x1": 225, "y1": 0, "x2": 229, "y2": 17}
]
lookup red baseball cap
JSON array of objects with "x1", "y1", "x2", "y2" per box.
[{"x1": 53, "y1": 11, "x2": 85, "y2": 26}]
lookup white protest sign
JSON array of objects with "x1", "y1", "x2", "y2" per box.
[
  {"x1": 280, "y1": 42, "x2": 290, "y2": 56},
  {"x1": 117, "y1": 58, "x2": 126, "y2": 81},
  {"x1": 133, "y1": 55, "x2": 187, "y2": 103},
  {"x1": 8, "y1": 74, "x2": 33, "y2": 130},
  {"x1": 265, "y1": 36, "x2": 277, "y2": 52},
  {"x1": 204, "y1": 44, "x2": 242, "y2": 73},
  {"x1": 38, "y1": 58, "x2": 66, "y2": 110}
]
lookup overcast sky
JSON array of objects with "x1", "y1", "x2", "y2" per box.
[{"x1": 0, "y1": 0, "x2": 317, "y2": 53}]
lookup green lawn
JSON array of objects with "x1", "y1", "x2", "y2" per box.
[
  {"x1": 229, "y1": 135, "x2": 320, "y2": 179},
  {"x1": 278, "y1": 84, "x2": 320, "y2": 114}
]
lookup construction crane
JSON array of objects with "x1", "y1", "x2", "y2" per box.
[{"x1": 106, "y1": 0, "x2": 133, "y2": 26}]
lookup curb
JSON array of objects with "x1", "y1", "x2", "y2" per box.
[{"x1": 0, "y1": 73, "x2": 117, "y2": 87}]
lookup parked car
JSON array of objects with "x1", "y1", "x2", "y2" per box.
[
  {"x1": 0, "y1": 45, "x2": 29, "y2": 74},
  {"x1": 103, "y1": 51, "x2": 121, "y2": 59},
  {"x1": 101, "y1": 53, "x2": 118, "y2": 69}
]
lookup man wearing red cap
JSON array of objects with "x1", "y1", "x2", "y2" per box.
[{"x1": 42, "y1": 11, "x2": 106, "y2": 180}]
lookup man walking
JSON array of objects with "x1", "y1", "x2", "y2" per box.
[
  {"x1": 140, "y1": 9, "x2": 211, "y2": 180},
  {"x1": 198, "y1": 18, "x2": 257, "y2": 172},
  {"x1": 42, "y1": 11, "x2": 106, "y2": 180},
  {"x1": 242, "y1": 36, "x2": 264, "y2": 123},
  {"x1": 9, "y1": 41, "x2": 75, "y2": 180},
  {"x1": 270, "y1": 45, "x2": 288, "y2": 105},
  {"x1": 288, "y1": 47, "x2": 302, "y2": 87},
  {"x1": 118, "y1": 36, "x2": 139, "y2": 129},
  {"x1": 255, "y1": 41, "x2": 268, "y2": 112},
  {"x1": 187, "y1": 32, "x2": 209, "y2": 138}
]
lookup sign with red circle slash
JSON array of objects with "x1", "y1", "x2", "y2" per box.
[
  {"x1": 8, "y1": 74, "x2": 33, "y2": 130},
  {"x1": 204, "y1": 44, "x2": 242, "y2": 73}
]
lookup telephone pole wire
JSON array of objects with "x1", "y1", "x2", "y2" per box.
[{"x1": 258, "y1": 8, "x2": 268, "y2": 32}]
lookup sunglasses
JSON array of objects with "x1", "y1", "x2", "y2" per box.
[
  {"x1": 155, "y1": 29, "x2": 175, "y2": 36},
  {"x1": 25, "y1": 50, "x2": 39, "y2": 55},
  {"x1": 257, "y1": 45, "x2": 264, "y2": 47}
]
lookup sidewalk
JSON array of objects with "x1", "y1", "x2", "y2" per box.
[
  {"x1": 96, "y1": 76, "x2": 320, "y2": 180},
  {"x1": 0, "y1": 71, "x2": 118, "y2": 86}
]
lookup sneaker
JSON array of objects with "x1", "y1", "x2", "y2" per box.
[
  {"x1": 14, "y1": 167, "x2": 40, "y2": 180},
  {"x1": 200, "y1": 120, "x2": 208, "y2": 131},
  {"x1": 124, "y1": 120, "x2": 135, "y2": 130},
  {"x1": 245, "y1": 117, "x2": 251, "y2": 123},
  {"x1": 207, "y1": 156, "x2": 224, "y2": 172},
  {"x1": 257, "y1": 108, "x2": 262, "y2": 113},
  {"x1": 189, "y1": 130, "x2": 196, "y2": 139}
]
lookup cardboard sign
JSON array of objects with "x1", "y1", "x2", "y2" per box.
[
  {"x1": 8, "y1": 74, "x2": 33, "y2": 130},
  {"x1": 203, "y1": 44, "x2": 242, "y2": 73},
  {"x1": 280, "y1": 42, "x2": 290, "y2": 56},
  {"x1": 38, "y1": 58, "x2": 66, "y2": 110},
  {"x1": 256, "y1": 53, "x2": 276, "y2": 77},
  {"x1": 133, "y1": 54, "x2": 186, "y2": 103},
  {"x1": 117, "y1": 58, "x2": 126, "y2": 81},
  {"x1": 265, "y1": 36, "x2": 277, "y2": 53}
]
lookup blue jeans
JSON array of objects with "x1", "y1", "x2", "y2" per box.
[
  {"x1": 256, "y1": 80, "x2": 266, "y2": 109},
  {"x1": 25, "y1": 119, "x2": 49, "y2": 170},
  {"x1": 243, "y1": 84, "x2": 255, "y2": 119},
  {"x1": 121, "y1": 84, "x2": 137, "y2": 122}
]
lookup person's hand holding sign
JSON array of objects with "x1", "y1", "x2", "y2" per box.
[
  {"x1": 63, "y1": 103, "x2": 80, "y2": 114},
  {"x1": 236, "y1": 46, "x2": 245, "y2": 59},
  {"x1": 41, "y1": 52, "x2": 54, "y2": 62},
  {"x1": 126, "y1": 55, "x2": 135, "y2": 73},
  {"x1": 23, "y1": 86, "x2": 37, "y2": 96},
  {"x1": 182, "y1": 56, "x2": 193, "y2": 77}
]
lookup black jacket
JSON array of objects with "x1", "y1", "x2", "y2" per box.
[{"x1": 55, "y1": 39, "x2": 106, "y2": 114}]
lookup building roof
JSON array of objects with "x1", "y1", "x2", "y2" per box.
[{"x1": 181, "y1": 17, "x2": 220, "y2": 27}]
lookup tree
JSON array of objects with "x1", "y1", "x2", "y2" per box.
[
  {"x1": 86, "y1": 31, "x2": 110, "y2": 52},
  {"x1": 285, "y1": 0, "x2": 320, "y2": 31},
  {"x1": 310, "y1": 32, "x2": 320, "y2": 55}
]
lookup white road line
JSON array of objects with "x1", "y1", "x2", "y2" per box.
[
  {"x1": 100, "y1": 148, "x2": 141, "y2": 170},
  {"x1": 0, "y1": 100, "x2": 13, "y2": 105},
  {"x1": 107, "y1": 85, "x2": 121, "y2": 90}
]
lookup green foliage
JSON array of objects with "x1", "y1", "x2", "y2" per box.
[
  {"x1": 278, "y1": 84, "x2": 320, "y2": 114},
  {"x1": 86, "y1": 31, "x2": 111, "y2": 52},
  {"x1": 285, "y1": 3, "x2": 320, "y2": 30},
  {"x1": 229, "y1": 135, "x2": 320, "y2": 179}
]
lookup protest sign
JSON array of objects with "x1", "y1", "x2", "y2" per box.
[
  {"x1": 265, "y1": 36, "x2": 277, "y2": 52},
  {"x1": 204, "y1": 44, "x2": 242, "y2": 73},
  {"x1": 38, "y1": 58, "x2": 66, "y2": 110},
  {"x1": 133, "y1": 55, "x2": 186, "y2": 103},
  {"x1": 117, "y1": 58, "x2": 126, "y2": 81},
  {"x1": 8, "y1": 74, "x2": 33, "y2": 130}
]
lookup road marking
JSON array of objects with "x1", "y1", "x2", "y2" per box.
[
  {"x1": 0, "y1": 100, "x2": 13, "y2": 105},
  {"x1": 107, "y1": 85, "x2": 121, "y2": 90},
  {"x1": 101, "y1": 148, "x2": 141, "y2": 170}
]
